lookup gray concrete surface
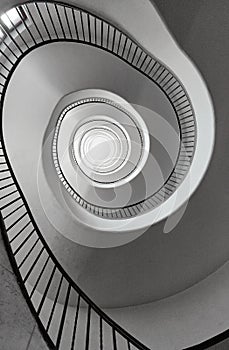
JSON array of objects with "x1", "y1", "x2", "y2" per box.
[
  {"x1": 0, "y1": 232, "x2": 48, "y2": 350},
  {"x1": 0, "y1": 0, "x2": 229, "y2": 349},
  {"x1": 153, "y1": 2, "x2": 229, "y2": 349}
]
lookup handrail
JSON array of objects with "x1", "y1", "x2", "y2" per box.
[{"x1": 0, "y1": 1, "x2": 195, "y2": 349}]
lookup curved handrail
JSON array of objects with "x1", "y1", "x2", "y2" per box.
[
  {"x1": 0, "y1": 1, "x2": 212, "y2": 350},
  {"x1": 0, "y1": 2, "x2": 157, "y2": 349},
  {"x1": 0, "y1": 2, "x2": 154, "y2": 349}
]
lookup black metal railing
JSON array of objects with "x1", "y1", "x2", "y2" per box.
[
  {"x1": 0, "y1": 138, "x2": 150, "y2": 350},
  {"x1": 0, "y1": 2, "x2": 197, "y2": 349},
  {"x1": 0, "y1": 1, "x2": 196, "y2": 219}
]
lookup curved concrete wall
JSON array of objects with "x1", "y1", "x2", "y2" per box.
[{"x1": 1, "y1": 0, "x2": 229, "y2": 349}]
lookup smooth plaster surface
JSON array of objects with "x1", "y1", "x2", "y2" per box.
[
  {"x1": 2, "y1": 41, "x2": 218, "y2": 308},
  {"x1": 107, "y1": 0, "x2": 229, "y2": 348},
  {"x1": 0, "y1": 0, "x2": 229, "y2": 349},
  {"x1": 1, "y1": 0, "x2": 225, "y2": 310}
]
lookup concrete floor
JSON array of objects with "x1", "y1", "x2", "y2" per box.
[{"x1": 0, "y1": 231, "x2": 48, "y2": 350}]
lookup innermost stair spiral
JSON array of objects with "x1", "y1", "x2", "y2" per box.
[{"x1": 53, "y1": 89, "x2": 150, "y2": 190}]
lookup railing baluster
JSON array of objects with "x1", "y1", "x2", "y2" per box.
[
  {"x1": 0, "y1": 182, "x2": 14, "y2": 190},
  {"x1": 113, "y1": 328, "x2": 117, "y2": 350},
  {"x1": 0, "y1": 4, "x2": 193, "y2": 350},
  {"x1": 72, "y1": 9, "x2": 79, "y2": 40},
  {"x1": 85, "y1": 305, "x2": 91, "y2": 350},
  {"x1": 4, "y1": 11, "x2": 29, "y2": 49},
  {"x1": 180, "y1": 113, "x2": 193, "y2": 121},
  {"x1": 0, "y1": 48, "x2": 14, "y2": 65},
  {"x1": 35, "y1": 3, "x2": 51, "y2": 40},
  {"x1": 161, "y1": 74, "x2": 173, "y2": 88},
  {"x1": 64, "y1": 7, "x2": 72, "y2": 39},
  {"x1": 6, "y1": 211, "x2": 27, "y2": 232},
  {"x1": 100, "y1": 19, "x2": 103, "y2": 47},
  {"x1": 139, "y1": 54, "x2": 148, "y2": 70},
  {"x1": 13, "y1": 228, "x2": 35, "y2": 255},
  {"x1": 106, "y1": 24, "x2": 110, "y2": 49},
  {"x1": 111, "y1": 27, "x2": 116, "y2": 52},
  {"x1": 0, "y1": 61, "x2": 10, "y2": 72},
  {"x1": 29, "y1": 255, "x2": 50, "y2": 299},
  {"x1": 54, "y1": 4, "x2": 66, "y2": 39},
  {"x1": 56, "y1": 283, "x2": 71, "y2": 349},
  {"x1": 17, "y1": 6, "x2": 37, "y2": 45},
  {"x1": 117, "y1": 32, "x2": 123, "y2": 56},
  {"x1": 0, "y1": 168, "x2": 9, "y2": 174},
  {"x1": 0, "y1": 175, "x2": 11, "y2": 181},
  {"x1": 120, "y1": 35, "x2": 127, "y2": 57},
  {"x1": 176, "y1": 104, "x2": 191, "y2": 113},
  {"x1": 71, "y1": 294, "x2": 81, "y2": 350},
  {"x1": 79, "y1": 11, "x2": 85, "y2": 41},
  {"x1": 135, "y1": 50, "x2": 143, "y2": 67},
  {"x1": 163, "y1": 77, "x2": 177, "y2": 91},
  {"x1": 9, "y1": 220, "x2": 31, "y2": 243},
  {"x1": 171, "y1": 89, "x2": 184, "y2": 101},
  {"x1": 45, "y1": 3, "x2": 58, "y2": 39},
  {"x1": 151, "y1": 63, "x2": 161, "y2": 78},
  {"x1": 87, "y1": 13, "x2": 92, "y2": 43},
  {"x1": 168, "y1": 84, "x2": 181, "y2": 95},
  {"x1": 46, "y1": 274, "x2": 64, "y2": 332},
  {"x1": 147, "y1": 61, "x2": 157, "y2": 76},
  {"x1": 17, "y1": 235, "x2": 38, "y2": 269},
  {"x1": 94, "y1": 16, "x2": 97, "y2": 45},
  {"x1": 172, "y1": 92, "x2": 186, "y2": 103},
  {"x1": 3, "y1": 202, "x2": 24, "y2": 220},
  {"x1": 25, "y1": 4, "x2": 44, "y2": 41},
  {"x1": 155, "y1": 67, "x2": 166, "y2": 81},
  {"x1": 100, "y1": 317, "x2": 103, "y2": 350},
  {"x1": 130, "y1": 45, "x2": 138, "y2": 64},
  {"x1": 1, "y1": 40, "x2": 19, "y2": 59},
  {"x1": 0, "y1": 26, "x2": 23, "y2": 54},
  {"x1": 158, "y1": 70, "x2": 170, "y2": 85},
  {"x1": 23, "y1": 246, "x2": 45, "y2": 283},
  {"x1": 126, "y1": 41, "x2": 132, "y2": 61},
  {"x1": 37, "y1": 264, "x2": 56, "y2": 315}
]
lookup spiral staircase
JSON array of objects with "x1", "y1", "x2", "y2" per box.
[{"x1": 0, "y1": 1, "x2": 229, "y2": 349}]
